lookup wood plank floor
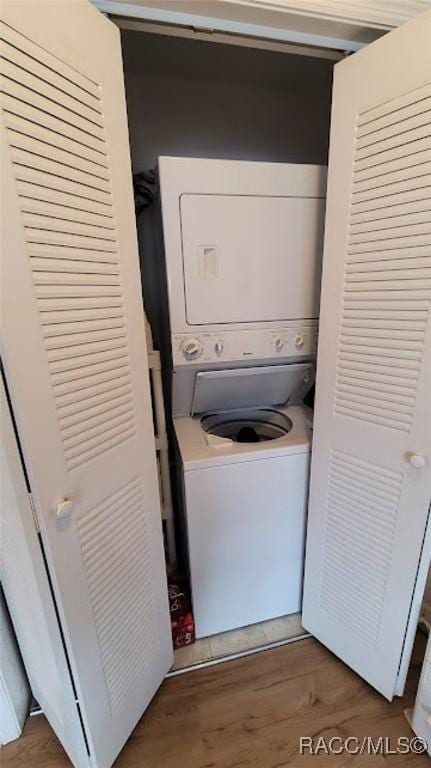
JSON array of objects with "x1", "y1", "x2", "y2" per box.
[{"x1": 3, "y1": 636, "x2": 428, "y2": 768}]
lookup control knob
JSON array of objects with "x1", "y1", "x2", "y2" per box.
[
  {"x1": 181, "y1": 338, "x2": 203, "y2": 361},
  {"x1": 295, "y1": 333, "x2": 305, "y2": 349},
  {"x1": 214, "y1": 341, "x2": 223, "y2": 355},
  {"x1": 274, "y1": 336, "x2": 284, "y2": 352}
]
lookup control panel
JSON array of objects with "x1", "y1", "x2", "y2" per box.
[{"x1": 172, "y1": 327, "x2": 318, "y2": 367}]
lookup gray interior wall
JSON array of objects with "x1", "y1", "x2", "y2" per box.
[
  {"x1": 122, "y1": 30, "x2": 333, "y2": 170},
  {"x1": 121, "y1": 29, "x2": 333, "y2": 347}
]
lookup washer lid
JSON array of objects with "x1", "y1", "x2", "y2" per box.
[{"x1": 191, "y1": 363, "x2": 313, "y2": 415}]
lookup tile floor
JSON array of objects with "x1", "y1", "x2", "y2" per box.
[{"x1": 172, "y1": 612, "x2": 306, "y2": 671}]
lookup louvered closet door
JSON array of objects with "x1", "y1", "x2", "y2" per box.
[
  {"x1": 302, "y1": 10, "x2": 431, "y2": 700},
  {"x1": 0, "y1": 2, "x2": 172, "y2": 766}
]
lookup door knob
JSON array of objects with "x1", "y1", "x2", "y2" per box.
[
  {"x1": 407, "y1": 453, "x2": 427, "y2": 470},
  {"x1": 56, "y1": 499, "x2": 73, "y2": 519}
]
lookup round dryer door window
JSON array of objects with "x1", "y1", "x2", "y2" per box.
[{"x1": 201, "y1": 408, "x2": 292, "y2": 443}]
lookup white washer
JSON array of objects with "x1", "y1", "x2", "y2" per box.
[{"x1": 174, "y1": 364, "x2": 313, "y2": 639}]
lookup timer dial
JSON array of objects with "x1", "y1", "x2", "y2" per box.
[{"x1": 181, "y1": 338, "x2": 203, "y2": 361}]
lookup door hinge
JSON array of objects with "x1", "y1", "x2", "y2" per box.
[{"x1": 29, "y1": 493, "x2": 40, "y2": 533}]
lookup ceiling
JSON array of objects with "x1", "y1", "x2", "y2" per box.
[
  {"x1": 92, "y1": 0, "x2": 431, "y2": 50},
  {"x1": 242, "y1": 1, "x2": 431, "y2": 29}
]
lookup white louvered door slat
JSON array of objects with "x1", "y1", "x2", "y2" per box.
[
  {"x1": 1, "y1": 2, "x2": 172, "y2": 767},
  {"x1": 303, "y1": 10, "x2": 431, "y2": 699}
]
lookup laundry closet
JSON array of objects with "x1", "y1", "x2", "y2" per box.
[
  {"x1": 121, "y1": 27, "x2": 332, "y2": 643},
  {"x1": 1, "y1": 3, "x2": 430, "y2": 768}
]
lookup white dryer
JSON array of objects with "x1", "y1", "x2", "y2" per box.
[
  {"x1": 159, "y1": 157, "x2": 326, "y2": 639},
  {"x1": 159, "y1": 156, "x2": 326, "y2": 388}
]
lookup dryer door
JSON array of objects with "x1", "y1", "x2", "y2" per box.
[
  {"x1": 302, "y1": 9, "x2": 431, "y2": 701},
  {"x1": 180, "y1": 194, "x2": 325, "y2": 325}
]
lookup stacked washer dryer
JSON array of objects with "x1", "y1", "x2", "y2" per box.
[{"x1": 160, "y1": 157, "x2": 326, "y2": 639}]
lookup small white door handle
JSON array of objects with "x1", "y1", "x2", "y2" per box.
[
  {"x1": 407, "y1": 453, "x2": 427, "y2": 470},
  {"x1": 56, "y1": 499, "x2": 73, "y2": 519}
]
